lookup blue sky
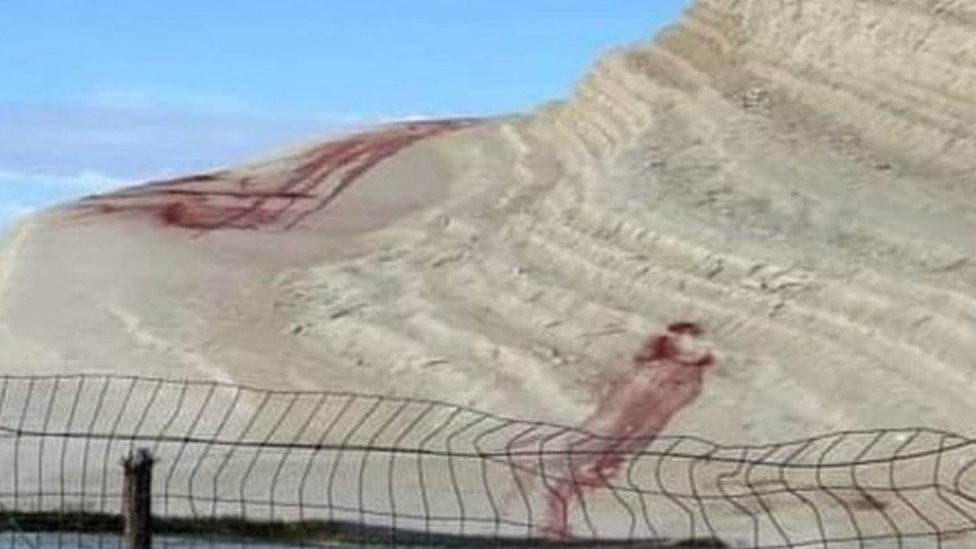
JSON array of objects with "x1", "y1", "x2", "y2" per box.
[{"x1": 0, "y1": 1, "x2": 690, "y2": 227}]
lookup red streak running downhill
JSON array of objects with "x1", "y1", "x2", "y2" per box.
[
  {"x1": 72, "y1": 119, "x2": 478, "y2": 234},
  {"x1": 540, "y1": 322, "x2": 716, "y2": 540}
]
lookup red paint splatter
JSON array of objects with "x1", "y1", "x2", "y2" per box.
[
  {"x1": 71, "y1": 118, "x2": 478, "y2": 234},
  {"x1": 543, "y1": 322, "x2": 715, "y2": 540}
]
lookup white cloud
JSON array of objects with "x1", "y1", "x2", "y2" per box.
[
  {"x1": 0, "y1": 203, "x2": 35, "y2": 220},
  {"x1": 0, "y1": 169, "x2": 130, "y2": 192},
  {"x1": 0, "y1": 100, "x2": 375, "y2": 231},
  {"x1": 83, "y1": 83, "x2": 254, "y2": 114},
  {"x1": 385, "y1": 114, "x2": 434, "y2": 122},
  {"x1": 0, "y1": 102, "x2": 344, "y2": 179},
  {"x1": 0, "y1": 169, "x2": 133, "y2": 231},
  {"x1": 0, "y1": 202, "x2": 37, "y2": 235}
]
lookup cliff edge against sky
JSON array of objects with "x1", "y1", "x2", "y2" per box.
[{"x1": 1, "y1": 0, "x2": 975, "y2": 445}]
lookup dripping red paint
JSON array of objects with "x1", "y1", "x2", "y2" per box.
[{"x1": 73, "y1": 119, "x2": 477, "y2": 234}]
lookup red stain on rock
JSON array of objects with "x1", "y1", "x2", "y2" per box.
[
  {"x1": 72, "y1": 118, "x2": 477, "y2": 234},
  {"x1": 543, "y1": 322, "x2": 715, "y2": 540}
]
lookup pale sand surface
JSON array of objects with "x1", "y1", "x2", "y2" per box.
[{"x1": 2, "y1": 0, "x2": 976, "y2": 545}]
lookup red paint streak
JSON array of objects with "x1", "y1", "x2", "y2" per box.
[
  {"x1": 542, "y1": 322, "x2": 715, "y2": 540},
  {"x1": 114, "y1": 189, "x2": 315, "y2": 200},
  {"x1": 73, "y1": 118, "x2": 478, "y2": 234}
]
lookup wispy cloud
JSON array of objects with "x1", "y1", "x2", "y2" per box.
[
  {"x1": 0, "y1": 202, "x2": 35, "y2": 227},
  {"x1": 0, "y1": 102, "x2": 346, "y2": 178},
  {"x1": 0, "y1": 169, "x2": 130, "y2": 192},
  {"x1": 82, "y1": 83, "x2": 255, "y2": 114},
  {"x1": 0, "y1": 101, "x2": 354, "y2": 229},
  {"x1": 0, "y1": 169, "x2": 132, "y2": 228}
]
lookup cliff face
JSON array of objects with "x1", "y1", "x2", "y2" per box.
[
  {"x1": 2, "y1": 0, "x2": 976, "y2": 443},
  {"x1": 557, "y1": 0, "x2": 976, "y2": 171}
]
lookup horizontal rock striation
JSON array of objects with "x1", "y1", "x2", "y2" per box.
[{"x1": 2, "y1": 0, "x2": 976, "y2": 443}]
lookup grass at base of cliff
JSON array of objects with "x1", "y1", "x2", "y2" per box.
[
  {"x1": 0, "y1": 512, "x2": 339, "y2": 543},
  {"x1": 0, "y1": 511, "x2": 729, "y2": 547}
]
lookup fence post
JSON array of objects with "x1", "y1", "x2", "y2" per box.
[{"x1": 122, "y1": 448, "x2": 154, "y2": 549}]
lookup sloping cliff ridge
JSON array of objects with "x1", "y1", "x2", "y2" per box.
[{"x1": 1, "y1": 0, "x2": 976, "y2": 445}]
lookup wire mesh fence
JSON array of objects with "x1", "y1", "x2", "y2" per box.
[{"x1": 0, "y1": 374, "x2": 974, "y2": 548}]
